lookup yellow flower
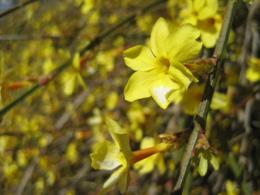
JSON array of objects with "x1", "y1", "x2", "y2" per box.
[
  {"x1": 246, "y1": 57, "x2": 260, "y2": 82},
  {"x1": 90, "y1": 118, "x2": 132, "y2": 194},
  {"x1": 62, "y1": 53, "x2": 87, "y2": 95},
  {"x1": 124, "y1": 17, "x2": 202, "y2": 109},
  {"x1": 180, "y1": 84, "x2": 230, "y2": 115},
  {"x1": 90, "y1": 118, "x2": 172, "y2": 193},
  {"x1": 180, "y1": 0, "x2": 222, "y2": 48}
]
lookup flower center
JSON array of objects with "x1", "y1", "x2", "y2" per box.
[
  {"x1": 158, "y1": 57, "x2": 170, "y2": 72},
  {"x1": 198, "y1": 18, "x2": 216, "y2": 29}
]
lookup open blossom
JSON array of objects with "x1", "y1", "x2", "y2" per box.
[
  {"x1": 124, "y1": 17, "x2": 202, "y2": 109},
  {"x1": 180, "y1": 0, "x2": 222, "y2": 48},
  {"x1": 90, "y1": 118, "x2": 132, "y2": 194},
  {"x1": 90, "y1": 118, "x2": 171, "y2": 194}
]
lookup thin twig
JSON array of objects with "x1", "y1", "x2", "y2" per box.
[
  {"x1": 0, "y1": 0, "x2": 167, "y2": 118},
  {"x1": 0, "y1": 0, "x2": 39, "y2": 18},
  {"x1": 0, "y1": 34, "x2": 70, "y2": 41},
  {"x1": 172, "y1": 0, "x2": 238, "y2": 191},
  {"x1": 55, "y1": 89, "x2": 91, "y2": 129},
  {"x1": 15, "y1": 157, "x2": 38, "y2": 195}
]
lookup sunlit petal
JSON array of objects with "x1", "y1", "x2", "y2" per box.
[
  {"x1": 150, "y1": 17, "x2": 169, "y2": 57},
  {"x1": 150, "y1": 76, "x2": 179, "y2": 109},
  {"x1": 124, "y1": 70, "x2": 164, "y2": 102},
  {"x1": 124, "y1": 45, "x2": 157, "y2": 71}
]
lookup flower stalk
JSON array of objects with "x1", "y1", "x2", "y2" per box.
[{"x1": 131, "y1": 143, "x2": 171, "y2": 164}]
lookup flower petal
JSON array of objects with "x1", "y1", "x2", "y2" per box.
[
  {"x1": 117, "y1": 167, "x2": 129, "y2": 194},
  {"x1": 150, "y1": 17, "x2": 169, "y2": 57},
  {"x1": 193, "y1": 0, "x2": 205, "y2": 12},
  {"x1": 103, "y1": 166, "x2": 128, "y2": 193},
  {"x1": 124, "y1": 70, "x2": 164, "y2": 102},
  {"x1": 166, "y1": 24, "x2": 202, "y2": 63},
  {"x1": 169, "y1": 62, "x2": 198, "y2": 89},
  {"x1": 168, "y1": 87, "x2": 186, "y2": 104},
  {"x1": 180, "y1": 84, "x2": 203, "y2": 115},
  {"x1": 63, "y1": 74, "x2": 77, "y2": 95},
  {"x1": 90, "y1": 140, "x2": 121, "y2": 170},
  {"x1": 198, "y1": 0, "x2": 218, "y2": 20},
  {"x1": 211, "y1": 92, "x2": 229, "y2": 111},
  {"x1": 124, "y1": 45, "x2": 157, "y2": 71},
  {"x1": 106, "y1": 118, "x2": 132, "y2": 159},
  {"x1": 201, "y1": 30, "x2": 218, "y2": 48},
  {"x1": 134, "y1": 137, "x2": 157, "y2": 174},
  {"x1": 199, "y1": 16, "x2": 221, "y2": 48},
  {"x1": 150, "y1": 76, "x2": 179, "y2": 109}
]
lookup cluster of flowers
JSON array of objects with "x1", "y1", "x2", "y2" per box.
[{"x1": 89, "y1": 0, "x2": 258, "y2": 193}]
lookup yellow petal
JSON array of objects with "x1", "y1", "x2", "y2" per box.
[
  {"x1": 150, "y1": 76, "x2": 179, "y2": 109},
  {"x1": 90, "y1": 140, "x2": 122, "y2": 170},
  {"x1": 72, "y1": 52, "x2": 80, "y2": 69},
  {"x1": 169, "y1": 62, "x2": 197, "y2": 89},
  {"x1": 200, "y1": 26, "x2": 219, "y2": 48},
  {"x1": 157, "y1": 154, "x2": 166, "y2": 174},
  {"x1": 117, "y1": 167, "x2": 129, "y2": 194},
  {"x1": 211, "y1": 92, "x2": 229, "y2": 111},
  {"x1": 106, "y1": 118, "x2": 132, "y2": 160},
  {"x1": 246, "y1": 68, "x2": 260, "y2": 82},
  {"x1": 150, "y1": 17, "x2": 169, "y2": 57},
  {"x1": 103, "y1": 166, "x2": 128, "y2": 193},
  {"x1": 124, "y1": 45, "x2": 157, "y2": 71},
  {"x1": 124, "y1": 70, "x2": 164, "y2": 102},
  {"x1": 134, "y1": 137, "x2": 156, "y2": 174},
  {"x1": 198, "y1": 0, "x2": 218, "y2": 20},
  {"x1": 166, "y1": 24, "x2": 202, "y2": 63},
  {"x1": 193, "y1": 0, "x2": 205, "y2": 12},
  {"x1": 168, "y1": 87, "x2": 186, "y2": 104},
  {"x1": 246, "y1": 57, "x2": 260, "y2": 82},
  {"x1": 63, "y1": 74, "x2": 76, "y2": 95},
  {"x1": 182, "y1": 15, "x2": 198, "y2": 26},
  {"x1": 180, "y1": 84, "x2": 203, "y2": 115}
]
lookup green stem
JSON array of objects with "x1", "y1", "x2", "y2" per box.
[
  {"x1": 173, "y1": 0, "x2": 238, "y2": 191},
  {"x1": 0, "y1": 0, "x2": 167, "y2": 117}
]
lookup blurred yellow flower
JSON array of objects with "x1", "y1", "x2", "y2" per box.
[
  {"x1": 90, "y1": 118, "x2": 173, "y2": 193},
  {"x1": 124, "y1": 17, "x2": 202, "y2": 109},
  {"x1": 180, "y1": 0, "x2": 222, "y2": 48},
  {"x1": 226, "y1": 180, "x2": 240, "y2": 195},
  {"x1": 246, "y1": 57, "x2": 260, "y2": 82},
  {"x1": 62, "y1": 53, "x2": 87, "y2": 96},
  {"x1": 180, "y1": 84, "x2": 230, "y2": 115},
  {"x1": 90, "y1": 118, "x2": 132, "y2": 194}
]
